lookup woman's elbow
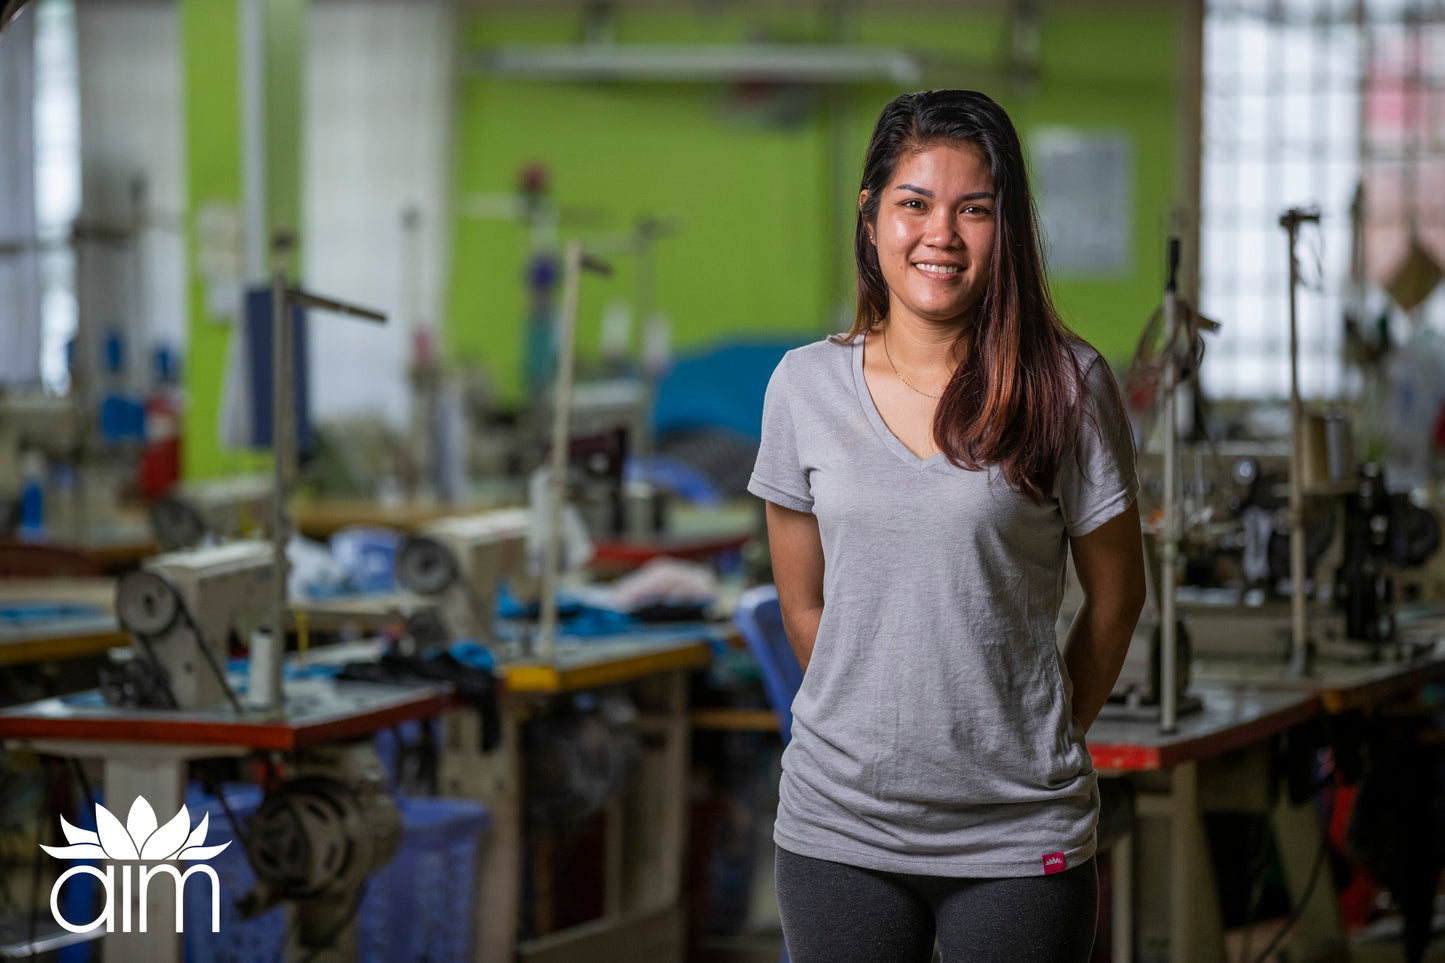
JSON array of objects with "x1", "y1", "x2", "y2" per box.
[
  {"x1": 1112, "y1": 564, "x2": 1148, "y2": 633},
  {"x1": 1125, "y1": 580, "x2": 1148, "y2": 628}
]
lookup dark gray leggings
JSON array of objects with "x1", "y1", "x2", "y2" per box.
[{"x1": 775, "y1": 846, "x2": 1098, "y2": 963}]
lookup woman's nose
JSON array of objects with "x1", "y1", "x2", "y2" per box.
[{"x1": 923, "y1": 210, "x2": 961, "y2": 246}]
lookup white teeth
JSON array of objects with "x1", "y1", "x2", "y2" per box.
[{"x1": 914, "y1": 263, "x2": 961, "y2": 275}]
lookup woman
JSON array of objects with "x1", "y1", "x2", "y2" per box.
[{"x1": 747, "y1": 89, "x2": 1146, "y2": 962}]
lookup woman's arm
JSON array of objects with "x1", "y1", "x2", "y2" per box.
[
  {"x1": 765, "y1": 501, "x2": 825, "y2": 672},
  {"x1": 1063, "y1": 502, "x2": 1147, "y2": 732}
]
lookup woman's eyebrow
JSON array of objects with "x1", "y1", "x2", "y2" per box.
[{"x1": 891, "y1": 184, "x2": 996, "y2": 202}]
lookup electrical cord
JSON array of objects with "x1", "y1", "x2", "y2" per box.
[
  {"x1": 1123, "y1": 292, "x2": 1250, "y2": 539},
  {"x1": 25, "y1": 758, "x2": 55, "y2": 961},
  {"x1": 1127, "y1": 302, "x2": 1212, "y2": 455},
  {"x1": 1237, "y1": 815, "x2": 1270, "y2": 963},
  {"x1": 206, "y1": 774, "x2": 253, "y2": 856},
  {"x1": 66, "y1": 759, "x2": 95, "y2": 816},
  {"x1": 0, "y1": 756, "x2": 31, "y2": 916},
  {"x1": 8, "y1": 759, "x2": 99, "y2": 946},
  {"x1": 1246, "y1": 778, "x2": 1338, "y2": 963}
]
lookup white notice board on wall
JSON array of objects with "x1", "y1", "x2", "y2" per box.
[{"x1": 1031, "y1": 128, "x2": 1134, "y2": 277}]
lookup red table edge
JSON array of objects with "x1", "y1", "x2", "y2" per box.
[
  {"x1": 0, "y1": 688, "x2": 453, "y2": 752},
  {"x1": 591, "y1": 533, "x2": 750, "y2": 567},
  {"x1": 1090, "y1": 693, "x2": 1322, "y2": 773}
]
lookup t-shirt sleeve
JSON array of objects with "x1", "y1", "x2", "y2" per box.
[
  {"x1": 1059, "y1": 355, "x2": 1139, "y2": 537},
  {"x1": 747, "y1": 354, "x2": 814, "y2": 513}
]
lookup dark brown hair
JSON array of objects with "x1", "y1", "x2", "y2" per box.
[{"x1": 837, "y1": 89, "x2": 1086, "y2": 501}]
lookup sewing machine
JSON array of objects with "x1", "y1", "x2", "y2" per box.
[
  {"x1": 147, "y1": 474, "x2": 274, "y2": 551},
  {"x1": 396, "y1": 508, "x2": 534, "y2": 644},
  {"x1": 110, "y1": 540, "x2": 273, "y2": 710},
  {"x1": 1136, "y1": 437, "x2": 1441, "y2": 663}
]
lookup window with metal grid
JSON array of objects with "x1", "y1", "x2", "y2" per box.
[{"x1": 1200, "y1": 0, "x2": 1445, "y2": 403}]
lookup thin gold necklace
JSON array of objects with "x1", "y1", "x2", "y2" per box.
[{"x1": 882, "y1": 328, "x2": 942, "y2": 400}]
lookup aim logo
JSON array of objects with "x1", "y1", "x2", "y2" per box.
[{"x1": 42, "y1": 797, "x2": 232, "y2": 934}]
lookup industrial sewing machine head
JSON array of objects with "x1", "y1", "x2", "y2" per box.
[
  {"x1": 1334, "y1": 463, "x2": 1441, "y2": 647},
  {"x1": 110, "y1": 540, "x2": 274, "y2": 710},
  {"x1": 549, "y1": 378, "x2": 670, "y2": 538},
  {"x1": 147, "y1": 474, "x2": 274, "y2": 551},
  {"x1": 1136, "y1": 435, "x2": 1442, "y2": 661},
  {"x1": 396, "y1": 508, "x2": 534, "y2": 645}
]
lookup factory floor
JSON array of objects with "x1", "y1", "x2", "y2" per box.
[
  {"x1": 1346, "y1": 908, "x2": 1445, "y2": 963},
  {"x1": 696, "y1": 932, "x2": 788, "y2": 963},
  {"x1": 695, "y1": 825, "x2": 786, "y2": 963}
]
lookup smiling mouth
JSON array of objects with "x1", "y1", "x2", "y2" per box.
[{"x1": 913, "y1": 263, "x2": 963, "y2": 276}]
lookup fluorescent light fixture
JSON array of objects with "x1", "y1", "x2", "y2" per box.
[{"x1": 464, "y1": 43, "x2": 946, "y2": 85}]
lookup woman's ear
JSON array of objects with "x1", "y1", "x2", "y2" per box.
[{"x1": 858, "y1": 191, "x2": 874, "y2": 244}]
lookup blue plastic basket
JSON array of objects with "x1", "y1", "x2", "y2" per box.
[
  {"x1": 356, "y1": 796, "x2": 491, "y2": 963},
  {"x1": 184, "y1": 792, "x2": 490, "y2": 963}
]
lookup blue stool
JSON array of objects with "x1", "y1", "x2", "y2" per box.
[
  {"x1": 732, "y1": 584, "x2": 802, "y2": 745},
  {"x1": 732, "y1": 583, "x2": 800, "y2": 962}
]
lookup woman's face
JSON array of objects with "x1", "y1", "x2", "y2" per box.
[{"x1": 863, "y1": 141, "x2": 997, "y2": 330}]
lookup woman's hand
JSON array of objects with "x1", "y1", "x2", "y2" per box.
[
  {"x1": 765, "y1": 501, "x2": 826, "y2": 671},
  {"x1": 1063, "y1": 502, "x2": 1147, "y2": 732}
]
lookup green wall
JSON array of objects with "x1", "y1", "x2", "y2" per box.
[
  {"x1": 180, "y1": 0, "x2": 305, "y2": 479},
  {"x1": 1014, "y1": 7, "x2": 1181, "y2": 360},
  {"x1": 449, "y1": 10, "x2": 832, "y2": 399},
  {"x1": 447, "y1": 5, "x2": 1183, "y2": 399},
  {"x1": 180, "y1": 0, "x2": 256, "y2": 480}
]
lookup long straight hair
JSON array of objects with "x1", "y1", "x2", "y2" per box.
[{"x1": 837, "y1": 89, "x2": 1086, "y2": 502}]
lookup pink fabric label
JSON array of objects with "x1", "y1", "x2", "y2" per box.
[{"x1": 1042, "y1": 852, "x2": 1066, "y2": 875}]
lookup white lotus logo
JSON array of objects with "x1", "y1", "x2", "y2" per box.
[
  {"x1": 42, "y1": 798, "x2": 230, "y2": 862},
  {"x1": 42, "y1": 797, "x2": 231, "y2": 935}
]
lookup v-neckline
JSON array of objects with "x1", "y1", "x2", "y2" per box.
[{"x1": 851, "y1": 337, "x2": 947, "y2": 470}]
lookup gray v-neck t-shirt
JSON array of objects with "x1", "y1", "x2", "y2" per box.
[{"x1": 748, "y1": 335, "x2": 1138, "y2": 878}]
